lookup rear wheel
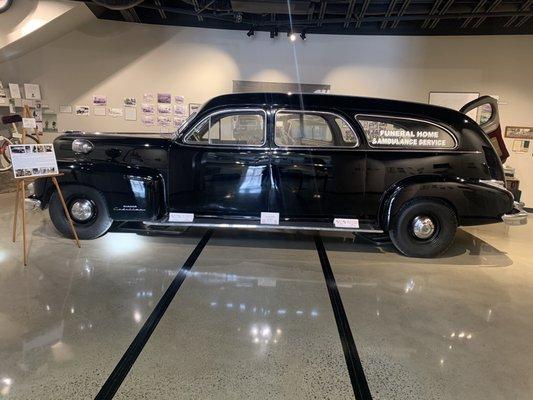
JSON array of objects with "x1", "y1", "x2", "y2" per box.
[
  {"x1": 49, "y1": 185, "x2": 113, "y2": 239},
  {"x1": 389, "y1": 199, "x2": 457, "y2": 258}
]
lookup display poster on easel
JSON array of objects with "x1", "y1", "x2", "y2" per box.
[{"x1": 9, "y1": 143, "x2": 58, "y2": 178}]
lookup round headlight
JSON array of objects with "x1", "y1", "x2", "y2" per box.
[{"x1": 72, "y1": 139, "x2": 94, "y2": 154}]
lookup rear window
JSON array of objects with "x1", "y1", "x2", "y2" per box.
[{"x1": 356, "y1": 115, "x2": 456, "y2": 149}]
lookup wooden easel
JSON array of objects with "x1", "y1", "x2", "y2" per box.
[{"x1": 11, "y1": 115, "x2": 79, "y2": 266}]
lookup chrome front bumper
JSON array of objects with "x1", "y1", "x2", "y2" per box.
[{"x1": 502, "y1": 201, "x2": 528, "y2": 226}]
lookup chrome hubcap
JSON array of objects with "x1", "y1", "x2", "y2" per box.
[
  {"x1": 70, "y1": 199, "x2": 94, "y2": 222},
  {"x1": 412, "y1": 216, "x2": 436, "y2": 239}
]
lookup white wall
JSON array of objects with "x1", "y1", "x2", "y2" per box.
[{"x1": 1, "y1": 19, "x2": 532, "y2": 203}]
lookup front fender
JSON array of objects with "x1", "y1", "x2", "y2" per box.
[
  {"x1": 35, "y1": 162, "x2": 166, "y2": 221},
  {"x1": 380, "y1": 177, "x2": 514, "y2": 229}
]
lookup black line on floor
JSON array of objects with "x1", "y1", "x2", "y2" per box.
[
  {"x1": 94, "y1": 229, "x2": 213, "y2": 400},
  {"x1": 314, "y1": 234, "x2": 373, "y2": 400}
]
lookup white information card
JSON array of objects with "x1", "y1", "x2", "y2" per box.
[
  {"x1": 169, "y1": 213, "x2": 194, "y2": 223},
  {"x1": 10, "y1": 143, "x2": 58, "y2": 179},
  {"x1": 333, "y1": 218, "x2": 360, "y2": 229},
  {"x1": 260, "y1": 212, "x2": 280, "y2": 225}
]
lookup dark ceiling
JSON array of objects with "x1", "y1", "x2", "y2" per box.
[{"x1": 81, "y1": 0, "x2": 533, "y2": 35}]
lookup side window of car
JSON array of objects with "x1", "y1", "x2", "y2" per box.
[
  {"x1": 186, "y1": 110, "x2": 265, "y2": 146},
  {"x1": 356, "y1": 115, "x2": 457, "y2": 149},
  {"x1": 275, "y1": 111, "x2": 358, "y2": 147}
]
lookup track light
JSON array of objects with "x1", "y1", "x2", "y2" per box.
[
  {"x1": 247, "y1": 28, "x2": 255, "y2": 37},
  {"x1": 300, "y1": 30, "x2": 306, "y2": 40},
  {"x1": 270, "y1": 27, "x2": 278, "y2": 38},
  {"x1": 288, "y1": 32, "x2": 297, "y2": 41}
]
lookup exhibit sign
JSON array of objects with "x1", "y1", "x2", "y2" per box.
[
  {"x1": 169, "y1": 213, "x2": 194, "y2": 222},
  {"x1": 9, "y1": 143, "x2": 58, "y2": 178},
  {"x1": 505, "y1": 126, "x2": 533, "y2": 139},
  {"x1": 261, "y1": 212, "x2": 279, "y2": 225}
]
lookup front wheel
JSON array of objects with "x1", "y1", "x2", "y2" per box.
[
  {"x1": 49, "y1": 185, "x2": 113, "y2": 239},
  {"x1": 389, "y1": 199, "x2": 457, "y2": 258}
]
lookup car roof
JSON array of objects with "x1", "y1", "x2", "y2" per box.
[{"x1": 200, "y1": 92, "x2": 469, "y2": 128}]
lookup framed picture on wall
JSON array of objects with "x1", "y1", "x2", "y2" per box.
[{"x1": 505, "y1": 126, "x2": 533, "y2": 139}]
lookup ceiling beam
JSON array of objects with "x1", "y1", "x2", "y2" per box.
[
  {"x1": 355, "y1": 0, "x2": 371, "y2": 28},
  {"x1": 428, "y1": 0, "x2": 454, "y2": 29},
  {"x1": 461, "y1": 0, "x2": 486, "y2": 28},
  {"x1": 381, "y1": 0, "x2": 398, "y2": 29},
  {"x1": 391, "y1": 0, "x2": 412, "y2": 29},
  {"x1": 504, "y1": 0, "x2": 532, "y2": 27},
  {"x1": 472, "y1": 0, "x2": 502, "y2": 28},
  {"x1": 317, "y1": 1, "x2": 327, "y2": 27},
  {"x1": 421, "y1": 0, "x2": 442, "y2": 28},
  {"x1": 344, "y1": 0, "x2": 357, "y2": 28}
]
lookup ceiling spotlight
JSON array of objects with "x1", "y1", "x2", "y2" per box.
[
  {"x1": 247, "y1": 28, "x2": 255, "y2": 37},
  {"x1": 235, "y1": 12, "x2": 243, "y2": 23},
  {"x1": 270, "y1": 27, "x2": 278, "y2": 38},
  {"x1": 288, "y1": 32, "x2": 297, "y2": 42},
  {"x1": 300, "y1": 31, "x2": 306, "y2": 40}
]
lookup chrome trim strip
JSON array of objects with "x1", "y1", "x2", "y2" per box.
[
  {"x1": 354, "y1": 113, "x2": 459, "y2": 150},
  {"x1": 183, "y1": 107, "x2": 267, "y2": 148},
  {"x1": 143, "y1": 220, "x2": 384, "y2": 233},
  {"x1": 273, "y1": 108, "x2": 360, "y2": 149}
]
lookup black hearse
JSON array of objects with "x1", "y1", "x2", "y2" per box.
[{"x1": 29, "y1": 93, "x2": 526, "y2": 257}]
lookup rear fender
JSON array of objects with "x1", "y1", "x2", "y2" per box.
[{"x1": 379, "y1": 176, "x2": 514, "y2": 230}]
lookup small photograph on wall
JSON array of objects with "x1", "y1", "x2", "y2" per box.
[
  {"x1": 75, "y1": 106, "x2": 90, "y2": 116},
  {"x1": 512, "y1": 140, "x2": 530, "y2": 153},
  {"x1": 157, "y1": 115, "x2": 171, "y2": 126},
  {"x1": 24, "y1": 84, "x2": 41, "y2": 100},
  {"x1": 124, "y1": 97, "x2": 136, "y2": 107},
  {"x1": 157, "y1": 93, "x2": 171, "y2": 104},
  {"x1": 174, "y1": 95, "x2": 184, "y2": 104},
  {"x1": 174, "y1": 104, "x2": 185, "y2": 115},
  {"x1": 60, "y1": 105, "x2": 72, "y2": 113},
  {"x1": 141, "y1": 103, "x2": 155, "y2": 114},
  {"x1": 174, "y1": 117, "x2": 185, "y2": 127},
  {"x1": 505, "y1": 126, "x2": 533, "y2": 139},
  {"x1": 93, "y1": 95, "x2": 107, "y2": 106},
  {"x1": 94, "y1": 106, "x2": 106, "y2": 116},
  {"x1": 157, "y1": 104, "x2": 172, "y2": 114},
  {"x1": 109, "y1": 108, "x2": 123, "y2": 117},
  {"x1": 143, "y1": 93, "x2": 154, "y2": 103},
  {"x1": 142, "y1": 114, "x2": 155, "y2": 126}
]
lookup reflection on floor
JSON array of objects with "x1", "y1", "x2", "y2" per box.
[{"x1": 0, "y1": 191, "x2": 531, "y2": 399}]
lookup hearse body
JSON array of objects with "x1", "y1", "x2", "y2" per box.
[{"x1": 29, "y1": 93, "x2": 526, "y2": 257}]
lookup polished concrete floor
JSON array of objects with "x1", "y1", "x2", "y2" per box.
[{"x1": 0, "y1": 191, "x2": 532, "y2": 399}]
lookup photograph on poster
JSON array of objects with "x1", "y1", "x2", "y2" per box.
[
  {"x1": 141, "y1": 114, "x2": 155, "y2": 125},
  {"x1": 93, "y1": 95, "x2": 107, "y2": 106},
  {"x1": 9, "y1": 83, "x2": 21, "y2": 99},
  {"x1": 10, "y1": 144, "x2": 58, "y2": 179},
  {"x1": 174, "y1": 104, "x2": 185, "y2": 115},
  {"x1": 505, "y1": 126, "x2": 533, "y2": 139},
  {"x1": 24, "y1": 84, "x2": 41, "y2": 100},
  {"x1": 174, "y1": 117, "x2": 185, "y2": 126},
  {"x1": 157, "y1": 93, "x2": 171, "y2": 104},
  {"x1": 109, "y1": 108, "x2": 123, "y2": 117},
  {"x1": 174, "y1": 95, "x2": 184, "y2": 103},
  {"x1": 75, "y1": 106, "x2": 90, "y2": 116},
  {"x1": 124, "y1": 97, "x2": 136, "y2": 107},
  {"x1": 143, "y1": 93, "x2": 154, "y2": 102},
  {"x1": 157, "y1": 104, "x2": 172, "y2": 114},
  {"x1": 141, "y1": 103, "x2": 155, "y2": 114},
  {"x1": 157, "y1": 115, "x2": 172, "y2": 126}
]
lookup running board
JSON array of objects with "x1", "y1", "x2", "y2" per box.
[{"x1": 143, "y1": 217, "x2": 383, "y2": 234}]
